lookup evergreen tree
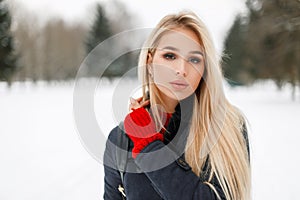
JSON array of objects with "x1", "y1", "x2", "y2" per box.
[
  {"x1": 104, "y1": 0, "x2": 140, "y2": 78},
  {"x1": 0, "y1": 0, "x2": 17, "y2": 84},
  {"x1": 85, "y1": 2, "x2": 138, "y2": 78},
  {"x1": 85, "y1": 3, "x2": 114, "y2": 77},
  {"x1": 86, "y1": 4, "x2": 112, "y2": 53},
  {"x1": 222, "y1": 16, "x2": 249, "y2": 86},
  {"x1": 223, "y1": 0, "x2": 300, "y2": 96}
]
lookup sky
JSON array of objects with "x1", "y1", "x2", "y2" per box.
[{"x1": 10, "y1": 0, "x2": 248, "y2": 53}]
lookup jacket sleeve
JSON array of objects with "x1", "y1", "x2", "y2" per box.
[
  {"x1": 104, "y1": 166, "x2": 124, "y2": 200},
  {"x1": 103, "y1": 127, "x2": 124, "y2": 200},
  {"x1": 134, "y1": 140, "x2": 224, "y2": 200}
]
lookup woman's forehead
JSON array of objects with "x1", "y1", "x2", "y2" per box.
[{"x1": 156, "y1": 28, "x2": 203, "y2": 53}]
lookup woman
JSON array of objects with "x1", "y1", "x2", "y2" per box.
[{"x1": 104, "y1": 11, "x2": 251, "y2": 200}]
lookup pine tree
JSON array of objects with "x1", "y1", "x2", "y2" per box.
[
  {"x1": 222, "y1": 16, "x2": 249, "y2": 86},
  {"x1": 85, "y1": 2, "x2": 139, "y2": 78},
  {"x1": 85, "y1": 3, "x2": 114, "y2": 77},
  {"x1": 86, "y1": 4, "x2": 112, "y2": 53},
  {"x1": 0, "y1": 0, "x2": 17, "y2": 84}
]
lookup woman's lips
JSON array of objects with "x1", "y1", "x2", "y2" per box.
[{"x1": 169, "y1": 80, "x2": 189, "y2": 90}]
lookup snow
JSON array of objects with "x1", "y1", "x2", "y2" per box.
[{"x1": 0, "y1": 79, "x2": 299, "y2": 199}]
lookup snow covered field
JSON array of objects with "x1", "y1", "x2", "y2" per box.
[{"x1": 0, "y1": 79, "x2": 299, "y2": 200}]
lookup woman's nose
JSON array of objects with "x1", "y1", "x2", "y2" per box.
[{"x1": 175, "y1": 58, "x2": 187, "y2": 77}]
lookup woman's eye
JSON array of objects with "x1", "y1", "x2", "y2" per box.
[
  {"x1": 189, "y1": 57, "x2": 201, "y2": 64},
  {"x1": 163, "y1": 53, "x2": 176, "y2": 60}
]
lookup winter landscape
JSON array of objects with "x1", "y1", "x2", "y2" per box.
[
  {"x1": 0, "y1": 79, "x2": 299, "y2": 200},
  {"x1": 0, "y1": 0, "x2": 299, "y2": 198}
]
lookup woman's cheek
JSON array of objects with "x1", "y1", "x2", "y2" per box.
[{"x1": 153, "y1": 63, "x2": 174, "y2": 80}]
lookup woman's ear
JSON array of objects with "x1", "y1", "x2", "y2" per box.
[
  {"x1": 147, "y1": 53, "x2": 153, "y2": 75},
  {"x1": 147, "y1": 52, "x2": 153, "y2": 64}
]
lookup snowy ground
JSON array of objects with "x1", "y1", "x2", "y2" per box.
[{"x1": 0, "y1": 79, "x2": 299, "y2": 200}]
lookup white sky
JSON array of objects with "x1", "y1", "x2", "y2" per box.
[{"x1": 10, "y1": 0, "x2": 247, "y2": 53}]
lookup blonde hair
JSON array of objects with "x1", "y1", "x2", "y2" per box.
[{"x1": 137, "y1": 11, "x2": 251, "y2": 200}]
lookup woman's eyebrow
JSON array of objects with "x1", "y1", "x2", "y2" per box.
[
  {"x1": 190, "y1": 50, "x2": 204, "y2": 56},
  {"x1": 161, "y1": 46, "x2": 204, "y2": 56},
  {"x1": 162, "y1": 46, "x2": 178, "y2": 51}
]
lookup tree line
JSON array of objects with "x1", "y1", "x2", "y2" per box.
[
  {"x1": 1, "y1": 0, "x2": 299, "y2": 97},
  {"x1": 0, "y1": 0, "x2": 138, "y2": 84},
  {"x1": 222, "y1": 0, "x2": 300, "y2": 98}
]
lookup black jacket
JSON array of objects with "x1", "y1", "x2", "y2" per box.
[{"x1": 103, "y1": 97, "x2": 249, "y2": 200}]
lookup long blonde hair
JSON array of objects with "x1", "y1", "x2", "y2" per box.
[{"x1": 137, "y1": 11, "x2": 251, "y2": 200}]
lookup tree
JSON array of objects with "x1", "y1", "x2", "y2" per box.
[
  {"x1": 222, "y1": 16, "x2": 251, "y2": 86},
  {"x1": 41, "y1": 19, "x2": 87, "y2": 81},
  {"x1": 247, "y1": 0, "x2": 300, "y2": 89},
  {"x1": 223, "y1": 0, "x2": 300, "y2": 98},
  {"x1": 0, "y1": 0, "x2": 17, "y2": 84},
  {"x1": 10, "y1": 0, "x2": 88, "y2": 83},
  {"x1": 86, "y1": 4, "x2": 112, "y2": 54},
  {"x1": 85, "y1": 3, "x2": 114, "y2": 77},
  {"x1": 260, "y1": 0, "x2": 300, "y2": 98},
  {"x1": 105, "y1": 0, "x2": 140, "y2": 78},
  {"x1": 85, "y1": 1, "x2": 139, "y2": 78}
]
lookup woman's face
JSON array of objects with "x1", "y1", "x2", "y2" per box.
[{"x1": 148, "y1": 27, "x2": 205, "y2": 101}]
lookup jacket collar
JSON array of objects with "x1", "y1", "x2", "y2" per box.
[{"x1": 164, "y1": 94, "x2": 195, "y2": 148}]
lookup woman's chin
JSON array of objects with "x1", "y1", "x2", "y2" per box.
[{"x1": 162, "y1": 90, "x2": 194, "y2": 101}]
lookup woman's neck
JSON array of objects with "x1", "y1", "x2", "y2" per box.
[{"x1": 158, "y1": 92, "x2": 178, "y2": 114}]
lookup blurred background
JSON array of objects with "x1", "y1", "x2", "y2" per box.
[{"x1": 0, "y1": 0, "x2": 299, "y2": 199}]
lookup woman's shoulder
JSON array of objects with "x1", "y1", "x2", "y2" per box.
[
  {"x1": 105, "y1": 123, "x2": 133, "y2": 153},
  {"x1": 107, "y1": 125, "x2": 121, "y2": 145},
  {"x1": 104, "y1": 124, "x2": 125, "y2": 169}
]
